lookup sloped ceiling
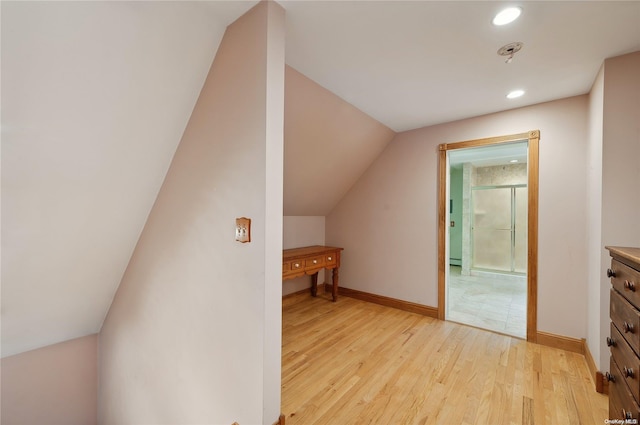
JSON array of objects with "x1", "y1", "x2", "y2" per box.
[
  {"x1": 2, "y1": 1, "x2": 640, "y2": 357},
  {"x1": 1, "y1": 1, "x2": 258, "y2": 357},
  {"x1": 284, "y1": 66, "x2": 395, "y2": 216}
]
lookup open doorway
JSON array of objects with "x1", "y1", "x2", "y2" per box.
[
  {"x1": 437, "y1": 131, "x2": 539, "y2": 342},
  {"x1": 447, "y1": 142, "x2": 528, "y2": 337}
]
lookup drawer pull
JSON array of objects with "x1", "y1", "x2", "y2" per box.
[
  {"x1": 313, "y1": 259, "x2": 317, "y2": 264},
  {"x1": 328, "y1": 256, "x2": 332, "y2": 261},
  {"x1": 623, "y1": 409, "x2": 633, "y2": 420},
  {"x1": 624, "y1": 366, "x2": 635, "y2": 378},
  {"x1": 607, "y1": 268, "x2": 616, "y2": 278},
  {"x1": 606, "y1": 372, "x2": 615, "y2": 382},
  {"x1": 625, "y1": 279, "x2": 636, "y2": 291},
  {"x1": 623, "y1": 321, "x2": 634, "y2": 333},
  {"x1": 606, "y1": 336, "x2": 616, "y2": 347},
  {"x1": 294, "y1": 263, "x2": 300, "y2": 268}
]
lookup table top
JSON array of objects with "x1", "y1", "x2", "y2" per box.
[{"x1": 283, "y1": 245, "x2": 343, "y2": 260}]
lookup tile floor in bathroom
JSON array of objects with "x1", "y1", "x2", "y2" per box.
[{"x1": 447, "y1": 265, "x2": 527, "y2": 338}]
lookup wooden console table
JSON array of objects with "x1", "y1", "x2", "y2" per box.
[{"x1": 282, "y1": 245, "x2": 344, "y2": 302}]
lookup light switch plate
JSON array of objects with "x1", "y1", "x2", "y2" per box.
[{"x1": 235, "y1": 217, "x2": 251, "y2": 243}]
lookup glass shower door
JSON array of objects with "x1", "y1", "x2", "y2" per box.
[
  {"x1": 472, "y1": 185, "x2": 527, "y2": 273},
  {"x1": 472, "y1": 187, "x2": 512, "y2": 272}
]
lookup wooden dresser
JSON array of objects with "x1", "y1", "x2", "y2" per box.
[
  {"x1": 607, "y1": 246, "x2": 640, "y2": 422},
  {"x1": 283, "y1": 245, "x2": 344, "y2": 302}
]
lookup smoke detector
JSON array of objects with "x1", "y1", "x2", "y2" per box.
[{"x1": 497, "y1": 42, "x2": 523, "y2": 64}]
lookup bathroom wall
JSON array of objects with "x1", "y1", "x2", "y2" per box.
[
  {"x1": 449, "y1": 166, "x2": 463, "y2": 265},
  {"x1": 472, "y1": 163, "x2": 527, "y2": 186}
]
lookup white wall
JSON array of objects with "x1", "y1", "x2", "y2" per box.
[
  {"x1": 98, "y1": 3, "x2": 285, "y2": 424},
  {"x1": 1, "y1": 335, "x2": 97, "y2": 425},
  {"x1": 327, "y1": 95, "x2": 589, "y2": 338},
  {"x1": 263, "y1": 2, "x2": 286, "y2": 421},
  {"x1": 598, "y1": 52, "x2": 640, "y2": 371},
  {"x1": 587, "y1": 64, "x2": 605, "y2": 371},
  {"x1": 282, "y1": 216, "x2": 326, "y2": 295}
]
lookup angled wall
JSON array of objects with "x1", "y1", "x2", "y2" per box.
[
  {"x1": 1, "y1": 1, "x2": 231, "y2": 358},
  {"x1": 1, "y1": 334, "x2": 98, "y2": 425},
  {"x1": 284, "y1": 66, "x2": 395, "y2": 216},
  {"x1": 98, "y1": 2, "x2": 285, "y2": 424}
]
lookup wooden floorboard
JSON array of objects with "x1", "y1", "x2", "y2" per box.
[{"x1": 282, "y1": 292, "x2": 608, "y2": 425}]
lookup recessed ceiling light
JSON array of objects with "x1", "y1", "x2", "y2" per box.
[
  {"x1": 506, "y1": 89, "x2": 525, "y2": 99},
  {"x1": 510, "y1": 159, "x2": 519, "y2": 163},
  {"x1": 492, "y1": 7, "x2": 522, "y2": 26}
]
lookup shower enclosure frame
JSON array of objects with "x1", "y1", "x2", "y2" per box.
[{"x1": 471, "y1": 183, "x2": 527, "y2": 275}]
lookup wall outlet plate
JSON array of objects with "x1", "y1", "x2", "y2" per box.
[{"x1": 235, "y1": 217, "x2": 251, "y2": 243}]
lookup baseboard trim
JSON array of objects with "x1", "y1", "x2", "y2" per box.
[
  {"x1": 596, "y1": 371, "x2": 609, "y2": 395},
  {"x1": 536, "y1": 331, "x2": 584, "y2": 354},
  {"x1": 337, "y1": 287, "x2": 438, "y2": 318},
  {"x1": 536, "y1": 331, "x2": 608, "y2": 395},
  {"x1": 273, "y1": 413, "x2": 285, "y2": 425},
  {"x1": 582, "y1": 339, "x2": 607, "y2": 394}
]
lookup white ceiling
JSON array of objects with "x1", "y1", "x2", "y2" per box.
[
  {"x1": 282, "y1": 0, "x2": 640, "y2": 131},
  {"x1": 2, "y1": 1, "x2": 639, "y2": 356}
]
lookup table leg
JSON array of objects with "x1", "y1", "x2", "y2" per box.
[
  {"x1": 311, "y1": 272, "x2": 318, "y2": 297},
  {"x1": 332, "y1": 267, "x2": 339, "y2": 302}
]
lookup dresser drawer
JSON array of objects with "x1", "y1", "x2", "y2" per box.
[
  {"x1": 325, "y1": 253, "x2": 337, "y2": 267},
  {"x1": 290, "y1": 260, "x2": 304, "y2": 272},
  {"x1": 611, "y1": 288, "x2": 640, "y2": 356},
  {"x1": 282, "y1": 260, "x2": 304, "y2": 277},
  {"x1": 304, "y1": 256, "x2": 325, "y2": 269},
  {"x1": 611, "y1": 322, "x2": 640, "y2": 404},
  {"x1": 610, "y1": 356, "x2": 640, "y2": 422},
  {"x1": 612, "y1": 259, "x2": 640, "y2": 308}
]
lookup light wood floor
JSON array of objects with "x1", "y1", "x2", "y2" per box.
[{"x1": 282, "y1": 291, "x2": 608, "y2": 425}]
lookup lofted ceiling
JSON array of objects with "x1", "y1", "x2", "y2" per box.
[
  {"x1": 2, "y1": 1, "x2": 640, "y2": 356},
  {"x1": 282, "y1": 0, "x2": 640, "y2": 131},
  {"x1": 0, "y1": 0, "x2": 258, "y2": 357},
  {"x1": 284, "y1": 66, "x2": 395, "y2": 216}
]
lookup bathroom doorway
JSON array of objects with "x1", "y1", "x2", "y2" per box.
[{"x1": 437, "y1": 131, "x2": 539, "y2": 342}]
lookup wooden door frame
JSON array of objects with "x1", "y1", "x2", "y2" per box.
[{"x1": 437, "y1": 130, "x2": 539, "y2": 342}]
